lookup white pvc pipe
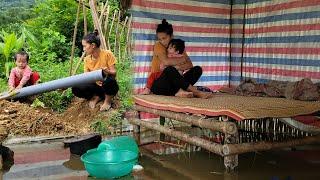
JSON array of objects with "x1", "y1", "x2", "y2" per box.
[{"x1": 1, "y1": 70, "x2": 105, "y2": 99}]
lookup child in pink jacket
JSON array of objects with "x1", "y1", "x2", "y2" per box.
[{"x1": 8, "y1": 51, "x2": 40, "y2": 91}]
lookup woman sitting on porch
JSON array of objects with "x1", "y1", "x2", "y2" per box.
[{"x1": 148, "y1": 19, "x2": 212, "y2": 99}]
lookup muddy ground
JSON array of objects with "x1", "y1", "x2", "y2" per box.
[{"x1": 0, "y1": 98, "x2": 117, "y2": 142}]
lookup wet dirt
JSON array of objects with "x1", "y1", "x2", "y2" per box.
[{"x1": 0, "y1": 98, "x2": 114, "y2": 139}]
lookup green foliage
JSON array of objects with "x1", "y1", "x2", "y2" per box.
[
  {"x1": 28, "y1": 29, "x2": 69, "y2": 63},
  {"x1": 0, "y1": 78, "x2": 7, "y2": 92},
  {"x1": 28, "y1": 0, "x2": 78, "y2": 38},
  {"x1": 0, "y1": 0, "x2": 36, "y2": 30},
  {"x1": 91, "y1": 110, "x2": 123, "y2": 135},
  {"x1": 0, "y1": 30, "x2": 25, "y2": 77},
  {"x1": 91, "y1": 119, "x2": 109, "y2": 135},
  {"x1": 26, "y1": 0, "x2": 91, "y2": 60},
  {"x1": 116, "y1": 57, "x2": 134, "y2": 110},
  {"x1": 28, "y1": 59, "x2": 75, "y2": 112},
  {"x1": 30, "y1": 59, "x2": 72, "y2": 82},
  {"x1": 4, "y1": 61, "x2": 15, "y2": 79},
  {"x1": 0, "y1": 31, "x2": 24, "y2": 62},
  {"x1": 37, "y1": 89, "x2": 73, "y2": 112},
  {"x1": 31, "y1": 97, "x2": 45, "y2": 108}
]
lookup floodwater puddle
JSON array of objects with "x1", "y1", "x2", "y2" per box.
[{"x1": 1, "y1": 131, "x2": 320, "y2": 180}]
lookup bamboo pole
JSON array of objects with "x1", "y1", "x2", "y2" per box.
[
  {"x1": 114, "y1": 9, "x2": 121, "y2": 55},
  {"x1": 75, "y1": 0, "x2": 89, "y2": 8},
  {"x1": 134, "y1": 105, "x2": 238, "y2": 135},
  {"x1": 119, "y1": 16, "x2": 128, "y2": 61},
  {"x1": 122, "y1": 18, "x2": 127, "y2": 60},
  {"x1": 99, "y1": 0, "x2": 108, "y2": 24},
  {"x1": 222, "y1": 135, "x2": 320, "y2": 156},
  {"x1": 83, "y1": 0, "x2": 88, "y2": 36},
  {"x1": 69, "y1": 1, "x2": 81, "y2": 76},
  {"x1": 128, "y1": 118, "x2": 224, "y2": 156},
  {"x1": 123, "y1": 15, "x2": 131, "y2": 60},
  {"x1": 104, "y1": 5, "x2": 110, "y2": 49},
  {"x1": 126, "y1": 15, "x2": 132, "y2": 56},
  {"x1": 89, "y1": 0, "x2": 107, "y2": 50},
  {"x1": 108, "y1": 9, "x2": 117, "y2": 50},
  {"x1": 72, "y1": 52, "x2": 86, "y2": 75}
]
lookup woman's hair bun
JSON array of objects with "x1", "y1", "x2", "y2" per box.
[
  {"x1": 93, "y1": 29, "x2": 99, "y2": 36},
  {"x1": 162, "y1": 19, "x2": 168, "y2": 25}
]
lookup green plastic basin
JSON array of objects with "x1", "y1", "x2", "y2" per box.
[
  {"x1": 97, "y1": 136, "x2": 139, "y2": 154},
  {"x1": 81, "y1": 149, "x2": 138, "y2": 179}
]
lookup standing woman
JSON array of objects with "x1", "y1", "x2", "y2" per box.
[
  {"x1": 72, "y1": 30, "x2": 119, "y2": 111},
  {"x1": 150, "y1": 19, "x2": 212, "y2": 98}
]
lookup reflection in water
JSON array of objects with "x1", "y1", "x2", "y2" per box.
[
  {"x1": 0, "y1": 145, "x2": 14, "y2": 172},
  {"x1": 138, "y1": 127, "x2": 320, "y2": 180},
  {"x1": 2, "y1": 132, "x2": 320, "y2": 180},
  {"x1": 63, "y1": 154, "x2": 85, "y2": 171}
]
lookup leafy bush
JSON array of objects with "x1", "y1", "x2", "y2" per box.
[
  {"x1": 0, "y1": 78, "x2": 7, "y2": 92},
  {"x1": 116, "y1": 56, "x2": 134, "y2": 110},
  {"x1": 91, "y1": 110, "x2": 123, "y2": 135},
  {"x1": 37, "y1": 89, "x2": 73, "y2": 113},
  {"x1": 26, "y1": 0, "x2": 91, "y2": 60},
  {"x1": 0, "y1": 30, "x2": 25, "y2": 77},
  {"x1": 29, "y1": 59, "x2": 73, "y2": 82},
  {"x1": 26, "y1": 29, "x2": 70, "y2": 63}
]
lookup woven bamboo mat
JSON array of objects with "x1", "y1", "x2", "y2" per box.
[{"x1": 134, "y1": 94, "x2": 320, "y2": 121}]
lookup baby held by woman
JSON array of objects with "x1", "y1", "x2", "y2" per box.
[{"x1": 141, "y1": 39, "x2": 193, "y2": 98}]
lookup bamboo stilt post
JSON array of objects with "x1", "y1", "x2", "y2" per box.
[
  {"x1": 83, "y1": 0, "x2": 88, "y2": 35},
  {"x1": 128, "y1": 118, "x2": 224, "y2": 156},
  {"x1": 134, "y1": 105, "x2": 238, "y2": 135},
  {"x1": 222, "y1": 135, "x2": 320, "y2": 156},
  {"x1": 69, "y1": 1, "x2": 81, "y2": 76},
  {"x1": 104, "y1": 5, "x2": 110, "y2": 49},
  {"x1": 89, "y1": 0, "x2": 107, "y2": 50},
  {"x1": 72, "y1": 52, "x2": 86, "y2": 75},
  {"x1": 108, "y1": 9, "x2": 117, "y2": 50}
]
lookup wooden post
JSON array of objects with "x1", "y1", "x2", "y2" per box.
[
  {"x1": 99, "y1": 0, "x2": 108, "y2": 24},
  {"x1": 69, "y1": 0, "x2": 81, "y2": 75},
  {"x1": 72, "y1": 52, "x2": 86, "y2": 75},
  {"x1": 221, "y1": 116, "x2": 239, "y2": 172},
  {"x1": 104, "y1": 5, "x2": 110, "y2": 49},
  {"x1": 119, "y1": 16, "x2": 128, "y2": 61},
  {"x1": 222, "y1": 135, "x2": 320, "y2": 156},
  {"x1": 134, "y1": 105, "x2": 238, "y2": 135},
  {"x1": 89, "y1": 0, "x2": 107, "y2": 50},
  {"x1": 108, "y1": 9, "x2": 117, "y2": 50},
  {"x1": 114, "y1": 9, "x2": 121, "y2": 56},
  {"x1": 128, "y1": 118, "x2": 224, "y2": 156},
  {"x1": 159, "y1": 116, "x2": 166, "y2": 141},
  {"x1": 82, "y1": 0, "x2": 88, "y2": 35},
  {"x1": 126, "y1": 15, "x2": 132, "y2": 56}
]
